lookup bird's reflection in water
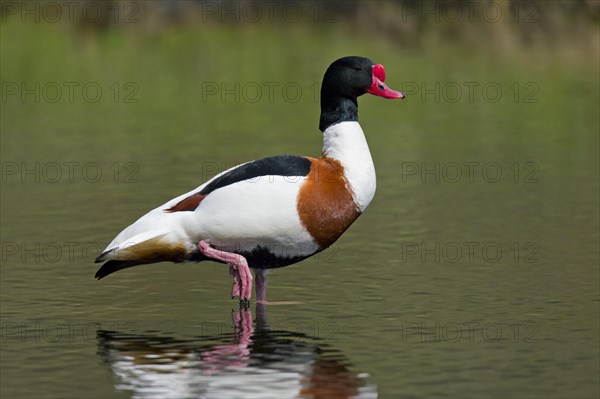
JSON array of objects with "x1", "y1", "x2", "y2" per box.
[{"x1": 97, "y1": 304, "x2": 377, "y2": 399}]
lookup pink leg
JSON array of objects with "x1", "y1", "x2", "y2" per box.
[
  {"x1": 254, "y1": 269, "x2": 269, "y2": 305},
  {"x1": 198, "y1": 241, "x2": 253, "y2": 302}
]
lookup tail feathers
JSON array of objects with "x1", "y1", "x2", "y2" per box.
[
  {"x1": 95, "y1": 248, "x2": 115, "y2": 263},
  {"x1": 94, "y1": 235, "x2": 191, "y2": 280},
  {"x1": 95, "y1": 260, "x2": 148, "y2": 280}
]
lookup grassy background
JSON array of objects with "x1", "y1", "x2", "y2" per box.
[{"x1": 2, "y1": 2, "x2": 598, "y2": 155}]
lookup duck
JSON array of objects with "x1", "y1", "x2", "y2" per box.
[{"x1": 95, "y1": 56, "x2": 405, "y2": 305}]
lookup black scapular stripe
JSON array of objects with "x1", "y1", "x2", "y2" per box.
[{"x1": 199, "y1": 155, "x2": 311, "y2": 196}]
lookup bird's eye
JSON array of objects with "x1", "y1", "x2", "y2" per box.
[{"x1": 353, "y1": 66, "x2": 362, "y2": 72}]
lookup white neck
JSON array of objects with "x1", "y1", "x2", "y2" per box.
[{"x1": 322, "y1": 121, "x2": 376, "y2": 212}]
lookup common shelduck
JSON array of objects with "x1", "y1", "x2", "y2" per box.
[{"x1": 95, "y1": 56, "x2": 405, "y2": 304}]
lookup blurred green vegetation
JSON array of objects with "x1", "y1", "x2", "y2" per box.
[{"x1": 1, "y1": 0, "x2": 598, "y2": 174}]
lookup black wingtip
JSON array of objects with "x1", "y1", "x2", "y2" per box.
[{"x1": 95, "y1": 249, "x2": 114, "y2": 263}]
